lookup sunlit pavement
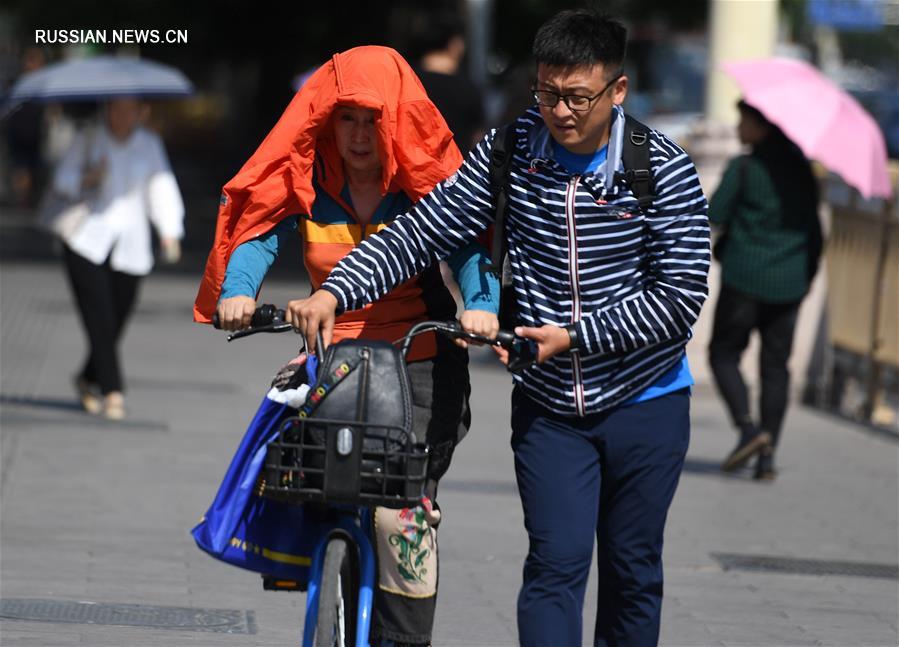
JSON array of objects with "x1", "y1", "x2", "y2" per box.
[{"x1": 2, "y1": 261, "x2": 896, "y2": 646}]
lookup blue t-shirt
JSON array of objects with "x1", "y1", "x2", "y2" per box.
[
  {"x1": 552, "y1": 140, "x2": 608, "y2": 175},
  {"x1": 624, "y1": 353, "x2": 693, "y2": 403},
  {"x1": 552, "y1": 140, "x2": 692, "y2": 403}
]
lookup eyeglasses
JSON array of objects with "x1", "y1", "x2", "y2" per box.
[{"x1": 532, "y1": 72, "x2": 623, "y2": 112}]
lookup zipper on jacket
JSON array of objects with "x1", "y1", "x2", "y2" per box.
[{"x1": 565, "y1": 175, "x2": 586, "y2": 417}]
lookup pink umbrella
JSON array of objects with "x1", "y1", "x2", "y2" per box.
[{"x1": 722, "y1": 57, "x2": 893, "y2": 199}]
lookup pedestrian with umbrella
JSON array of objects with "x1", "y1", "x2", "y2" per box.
[
  {"x1": 710, "y1": 99, "x2": 823, "y2": 480},
  {"x1": 710, "y1": 57, "x2": 893, "y2": 480},
  {"x1": 12, "y1": 56, "x2": 193, "y2": 420}
]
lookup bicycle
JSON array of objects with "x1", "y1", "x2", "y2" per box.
[{"x1": 216, "y1": 305, "x2": 536, "y2": 647}]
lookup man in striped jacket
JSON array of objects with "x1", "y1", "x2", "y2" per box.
[{"x1": 289, "y1": 10, "x2": 709, "y2": 646}]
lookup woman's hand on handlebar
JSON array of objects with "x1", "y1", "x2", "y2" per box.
[
  {"x1": 216, "y1": 295, "x2": 257, "y2": 331},
  {"x1": 286, "y1": 290, "x2": 338, "y2": 353},
  {"x1": 456, "y1": 309, "x2": 500, "y2": 349}
]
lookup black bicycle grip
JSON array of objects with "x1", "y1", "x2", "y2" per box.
[
  {"x1": 507, "y1": 338, "x2": 538, "y2": 373},
  {"x1": 494, "y1": 330, "x2": 516, "y2": 349},
  {"x1": 212, "y1": 304, "x2": 283, "y2": 330},
  {"x1": 441, "y1": 321, "x2": 518, "y2": 349},
  {"x1": 251, "y1": 304, "x2": 282, "y2": 327}
]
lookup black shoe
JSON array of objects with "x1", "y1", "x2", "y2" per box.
[
  {"x1": 754, "y1": 448, "x2": 777, "y2": 481},
  {"x1": 721, "y1": 427, "x2": 771, "y2": 472}
]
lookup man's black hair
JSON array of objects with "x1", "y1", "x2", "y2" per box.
[{"x1": 532, "y1": 10, "x2": 626, "y2": 74}]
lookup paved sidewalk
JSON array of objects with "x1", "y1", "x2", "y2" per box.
[{"x1": 1, "y1": 261, "x2": 897, "y2": 646}]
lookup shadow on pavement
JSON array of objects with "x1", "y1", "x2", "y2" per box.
[
  {"x1": 0, "y1": 394, "x2": 83, "y2": 412},
  {"x1": 0, "y1": 395, "x2": 170, "y2": 432},
  {"x1": 681, "y1": 456, "x2": 752, "y2": 481}
]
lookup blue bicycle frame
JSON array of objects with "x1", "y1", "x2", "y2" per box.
[{"x1": 301, "y1": 508, "x2": 376, "y2": 647}]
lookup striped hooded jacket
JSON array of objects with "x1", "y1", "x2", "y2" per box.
[{"x1": 323, "y1": 106, "x2": 710, "y2": 416}]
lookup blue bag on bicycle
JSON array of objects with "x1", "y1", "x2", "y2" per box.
[{"x1": 191, "y1": 356, "x2": 328, "y2": 582}]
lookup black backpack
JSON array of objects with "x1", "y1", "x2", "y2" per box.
[
  {"x1": 264, "y1": 339, "x2": 428, "y2": 507},
  {"x1": 484, "y1": 115, "x2": 656, "y2": 328}
]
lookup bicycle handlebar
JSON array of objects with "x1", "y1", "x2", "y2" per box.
[
  {"x1": 398, "y1": 320, "x2": 510, "y2": 354},
  {"x1": 212, "y1": 304, "x2": 291, "y2": 341},
  {"x1": 397, "y1": 320, "x2": 537, "y2": 373},
  {"x1": 215, "y1": 305, "x2": 538, "y2": 373}
]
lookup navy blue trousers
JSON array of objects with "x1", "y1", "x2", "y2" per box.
[{"x1": 511, "y1": 387, "x2": 690, "y2": 647}]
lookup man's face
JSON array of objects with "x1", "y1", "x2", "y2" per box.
[{"x1": 535, "y1": 63, "x2": 627, "y2": 155}]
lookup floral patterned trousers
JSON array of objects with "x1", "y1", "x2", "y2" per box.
[{"x1": 369, "y1": 339, "x2": 469, "y2": 645}]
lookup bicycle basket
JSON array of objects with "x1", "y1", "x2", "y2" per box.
[
  {"x1": 262, "y1": 416, "x2": 428, "y2": 507},
  {"x1": 261, "y1": 338, "x2": 429, "y2": 508}
]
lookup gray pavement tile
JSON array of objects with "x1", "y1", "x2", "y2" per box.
[
  {"x1": 703, "y1": 620, "x2": 821, "y2": 645},
  {"x1": 2, "y1": 264, "x2": 898, "y2": 647},
  {"x1": 0, "y1": 625, "x2": 83, "y2": 646},
  {"x1": 799, "y1": 627, "x2": 897, "y2": 647},
  {"x1": 873, "y1": 613, "x2": 899, "y2": 633},
  {"x1": 660, "y1": 624, "x2": 725, "y2": 647},
  {"x1": 782, "y1": 607, "x2": 892, "y2": 629}
]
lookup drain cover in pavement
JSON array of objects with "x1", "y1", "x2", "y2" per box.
[
  {"x1": 0, "y1": 599, "x2": 257, "y2": 634},
  {"x1": 711, "y1": 552, "x2": 899, "y2": 579}
]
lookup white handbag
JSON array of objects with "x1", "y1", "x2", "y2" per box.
[{"x1": 36, "y1": 191, "x2": 91, "y2": 239}]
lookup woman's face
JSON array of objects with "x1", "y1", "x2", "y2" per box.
[
  {"x1": 737, "y1": 111, "x2": 770, "y2": 147},
  {"x1": 106, "y1": 97, "x2": 145, "y2": 141},
  {"x1": 332, "y1": 106, "x2": 381, "y2": 175}
]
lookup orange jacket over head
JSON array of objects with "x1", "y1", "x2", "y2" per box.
[{"x1": 193, "y1": 45, "x2": 463, "y2": 324}]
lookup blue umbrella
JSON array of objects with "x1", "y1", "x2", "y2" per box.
[{"x1": 3, "y1": 55, "x2": 193, "y2": 113}]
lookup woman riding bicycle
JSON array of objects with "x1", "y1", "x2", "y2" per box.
[{"x1": 194, "y1": 46, "x2": 499, "y2": 647}]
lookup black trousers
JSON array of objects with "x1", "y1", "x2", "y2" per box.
[
  {"x1": 708, "y1": 284, "x2": 801, "y2": 445},
  {"x1": 63, "y1": 246, "x2": 141, "y2": 395}
]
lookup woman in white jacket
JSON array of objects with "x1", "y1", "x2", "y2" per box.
[{"x1": 51, "y1": 97, "x2": 184, "y2": 419}]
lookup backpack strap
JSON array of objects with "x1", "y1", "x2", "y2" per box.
[
  {"x1": 483, "y1": 124, "x2": 517, "y2": 275},
  {"x1": 296, "y1": 357, "x2": 359, "y2": 419},
  {"x1": 621, "y1": 114, "x2": 655, "y2": 211}
]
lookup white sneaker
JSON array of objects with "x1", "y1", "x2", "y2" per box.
[{"x1": 103, "y1": 392, "x2": 126, "y2": 421}]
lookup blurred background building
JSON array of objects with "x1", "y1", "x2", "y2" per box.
[{"x1": 1, "y1": 0, "x2": 897, "y2": 431}]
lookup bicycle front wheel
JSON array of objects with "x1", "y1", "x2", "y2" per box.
[{"x1": 314, "y1": 537, "x2": 358, "y2": 647}]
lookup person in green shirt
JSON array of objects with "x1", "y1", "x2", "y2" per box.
[{"x1": 709, "y1": 100, "x2": 823, "y2": 480}]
